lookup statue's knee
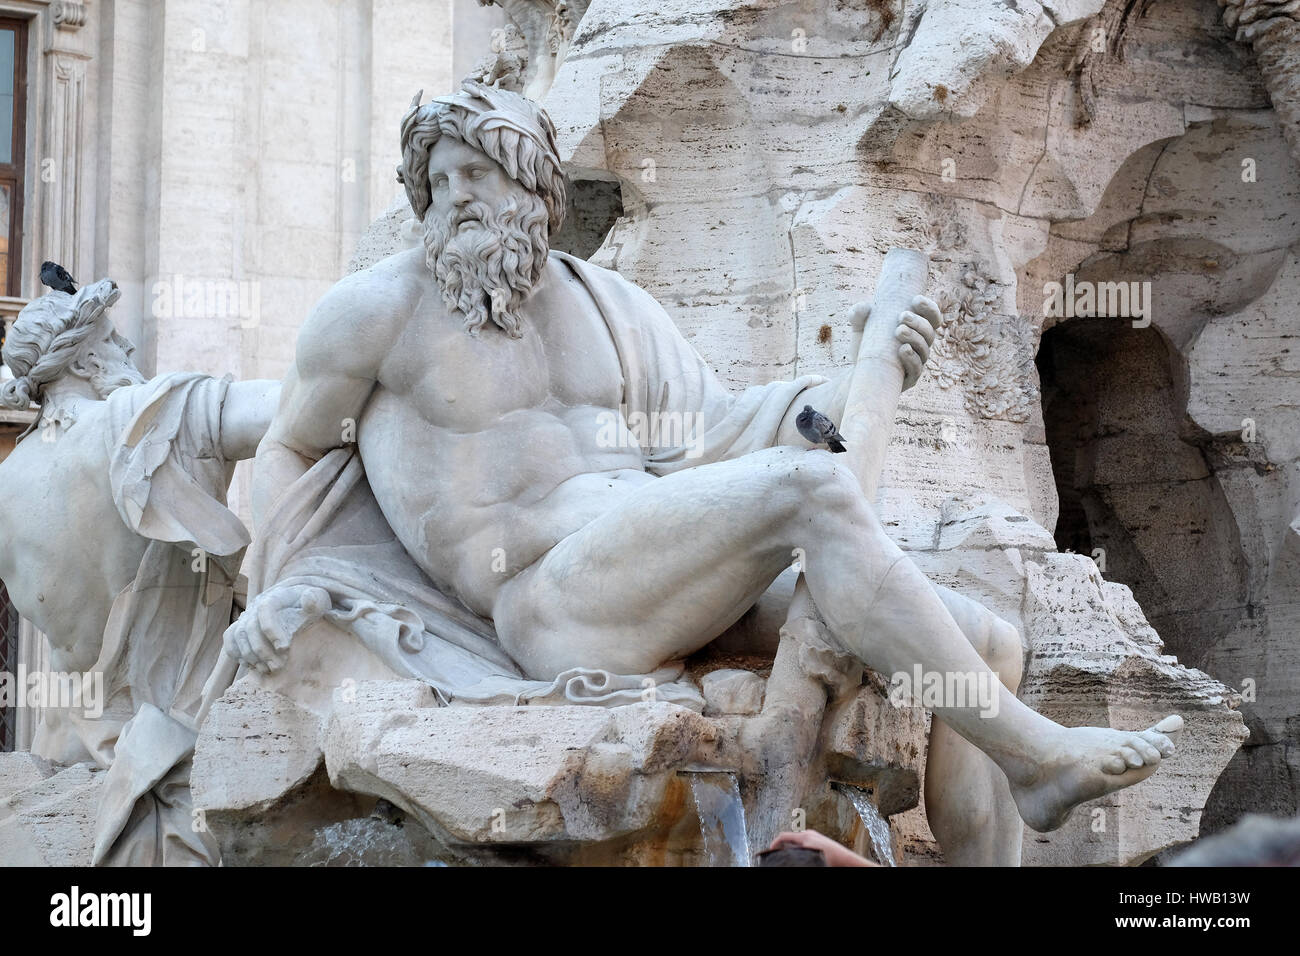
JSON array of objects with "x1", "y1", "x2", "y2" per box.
[
  {"x1": 783, "y1": 452, "x2": 863, "y2": 514},
  {"x1": 982, "y1": 618, "x2": 1024, "y2": 690}
]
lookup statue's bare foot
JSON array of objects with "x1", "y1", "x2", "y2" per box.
[{"x1": 1009, "y1": 716, "x2": 1183, "y2": 832}]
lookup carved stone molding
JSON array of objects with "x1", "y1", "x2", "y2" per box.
[
  {"x1": 51, "y1": 1, "x2": 87, "y2": 31},
  {"x1": 932, "y1": 263, "x2": 1039, "y2": 423},
  {"x1": 41, "y1": 53, "x2": 87, "y2": 279},
  {"x1": 471, "y1": 0, "x2": 591, "y2": 100}
]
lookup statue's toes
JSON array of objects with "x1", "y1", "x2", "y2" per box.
[
  {"x1": 1129, "y1": 737, "x2": 1163, "y2": 764},
  {"x1": 1139, "y1": 729, "x2": 1176, "y2": 758},
  {"x1": 1153, "y1": 714, "x2": 1184, "y2": 735},
  {"x1": 1118, "y1": 746, "x2": 1145, "y2": 769}
]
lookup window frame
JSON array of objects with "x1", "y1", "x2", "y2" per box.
[{"x1": 0, "y1": 16, "x2": 26, "y2": 299}]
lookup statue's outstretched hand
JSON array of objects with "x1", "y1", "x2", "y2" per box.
[
  {"x1": 850, "y1": 295, "x2": 944, "y2": 391},
  {"x1": 222, "y1": 584, "x2": 331, "y2": 673},
  {"x1": 896, "y1": 295, "x2": 943, "y2": 390}
]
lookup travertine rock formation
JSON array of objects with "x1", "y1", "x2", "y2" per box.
[
  {"x1": 1221, "y1": 0, "x2": 1300, "y2": 158},
  {"x1": 902, "y1": 501, "x2": 1249, "y2": 863},
  {"x1": 0, "y1": 753, "x2": 103, "y2": 866},
  {"x1": 193, "y1": 669, "x2": 930, "y2": 865}
]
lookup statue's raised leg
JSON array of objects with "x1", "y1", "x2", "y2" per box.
[{"x1": 491, "y1": 444, "x2": 1181, "y2": 833}]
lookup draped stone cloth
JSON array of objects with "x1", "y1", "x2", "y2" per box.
[
  {"x1": 249, "y1": 252, "x2": 826, "y2": 710},
  {"x1": 32, "y1": 372, "x2": 245, "y2": 866}
]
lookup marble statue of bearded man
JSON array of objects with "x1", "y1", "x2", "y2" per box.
[{"x1": 225, "y1": 81, "x2": 1181, "y2": 864}]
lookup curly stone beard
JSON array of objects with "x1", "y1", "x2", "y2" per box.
[
  {"x1": 90, "y1": 361, "x2": 145, "y2": 399},
  {"x1": 423, "y1": 191, "x2": 551, "y2": 338}
]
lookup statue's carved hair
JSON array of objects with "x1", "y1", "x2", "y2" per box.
[
  {"x1": 1, "y1": 283, "x2": 120, "y2": 409},
  {"x1": 396, "y1": 81, "x2": 567, "y2": 234}
]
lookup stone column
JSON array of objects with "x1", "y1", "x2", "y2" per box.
[{"x1": 35, "y1": 2, "x2": 94, "y2": 292}]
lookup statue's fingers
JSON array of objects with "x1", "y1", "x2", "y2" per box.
[
  {"x1": 232, "y1": 626, "x2": 256, "y2": 666},
  {"x1": 849, "y1": 301, "x2": 871, "y2": 331},
  {"x1": 222, "y1": 622, "x2": 245, "y2": 661},
  {"x1": 244, "y1": 622, "x2": 281, "y2": 672},
  {"x1": 257, "y1": 599, "x2": 294, "y2": 654},
  {"x1": 895, "y1": 323, "x2": 930, "y2": 357},
  {"x1": 899, "y1": 344, "x2": 921, "y2": 388},
  {"x1": 234, "y1": 623, "x2": 274, "y2": 673},
  {"x1": 910, "y1": 294, "x2": 943, "y2": 329},
  {"x1": 898, "y1": 311, "x2": 936, "y2": 347}
]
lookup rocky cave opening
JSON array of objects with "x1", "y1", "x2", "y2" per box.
[
  {"x1": 1035, "y1": 317, "x2": 1251, "y2": 677},
  {"x1": 551, "y1": 178, "x2": 626, "y2": 261}
]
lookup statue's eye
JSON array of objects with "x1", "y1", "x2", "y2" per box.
[
  {"x1": 468, "y1": 166, "x2": 486, "y2": 181},
  {"x1": 431, "y1": 174, "x2": 448, "y2": 190}
]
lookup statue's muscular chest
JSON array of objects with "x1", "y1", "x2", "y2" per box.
[{"x1": 378, "y1": 266, "x2": 623, "y2": 429}]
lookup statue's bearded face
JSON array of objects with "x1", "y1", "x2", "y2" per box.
[
  {"x1": 77, "y1": 316, "x2": 145, "y2": 398},
  {"x1": 422, "y1": 135, "x2": 551, "y2": 337}
]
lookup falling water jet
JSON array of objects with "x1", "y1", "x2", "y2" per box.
[
  {"x1": 683, "y1": 771, "x2": 751, "y2": 867},
  {"x1": 835, "y1": 783, "x2": 897, "y2": 866}
]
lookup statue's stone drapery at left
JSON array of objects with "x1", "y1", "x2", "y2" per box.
[{"x1": 0, "y1": 280, "x2": 279, "y2": 865}]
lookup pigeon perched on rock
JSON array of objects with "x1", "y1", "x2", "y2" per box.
[
  {"x1": 39, "y1": 260, "x2": 77, "y2": 295},
  {"x1": 796, "y1": 404, "x2": 847, "y2": 453}
]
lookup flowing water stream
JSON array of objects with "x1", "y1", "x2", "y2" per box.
[
  {"x1": 839, "y1": 784, "x2": 896, "y2": 866},
  {"x1": 685, "y1": 771, "x2": 751, "y2": 867}
]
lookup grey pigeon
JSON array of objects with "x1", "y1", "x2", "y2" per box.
[
  {"x1": 796, "y1": 404, "x2": 846, "y2": 453},
  {"x1": 39, "y1": 260, "x2": 77, "y2": 295}
]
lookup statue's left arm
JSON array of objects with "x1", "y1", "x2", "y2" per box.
[
  {"x1": 218, "y1": 379, "x2": 282, "y2": 462},
  {"x1": 632, "y1": 296, "x2": 943, "y2": 464},
  {"x1": 768, "y1": 296, "x2": 944, "y2": 447}
]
